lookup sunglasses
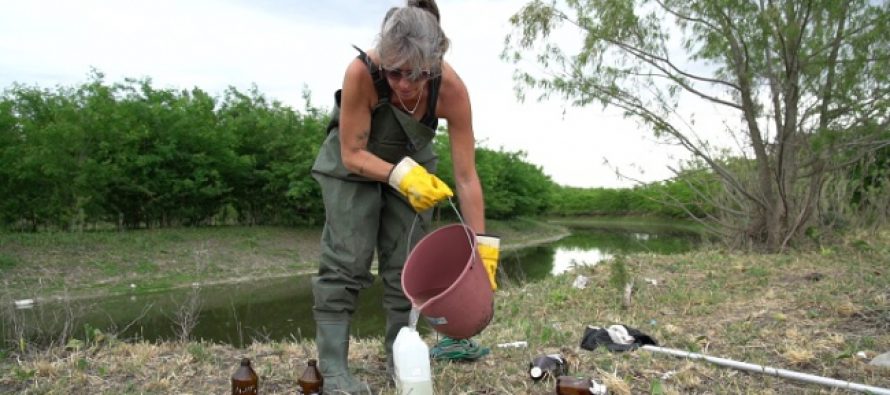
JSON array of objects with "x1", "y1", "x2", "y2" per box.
[{"x1": 380, "y1": 66, "x2": 436, "y2": 82}]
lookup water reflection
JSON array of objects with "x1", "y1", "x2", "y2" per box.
[
  {"x1": 501, "y1": 225, "x2": 697, "y2": 282},
  {"x1": 3, "y1": 225, "x2": 699, "y2": 346},
  {"x1": 550, "y1": 248, "x2": 610, "y2": 275},
  {"x1": 4, "y1": 276, "x2": 393, "y2": 348}
]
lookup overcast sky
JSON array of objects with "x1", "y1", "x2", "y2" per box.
[{"x1": 0, "y1": 0, "x2": 731, "y2": 188}]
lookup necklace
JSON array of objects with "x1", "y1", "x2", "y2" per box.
[{"x1": 394, "y1": 82, "x2": 424, "y2": 115}]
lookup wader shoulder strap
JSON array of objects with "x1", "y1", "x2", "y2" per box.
[
  {"x1": 352, "y1": 45, "x2": 391, "y2": 100},
  {"x1": 326, "y1": 45, "x2": 393, "y2": 133},
  {"x1": 420, "y1": 75, "x2": 442, "y2": 129},
  {"x1": 325, "y1": 89, "x2": 342, "y2": 133}
]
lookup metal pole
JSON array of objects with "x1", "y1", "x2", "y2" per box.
[{"x1": 642, "y1": 345, "x2": 890, "y2": 395}]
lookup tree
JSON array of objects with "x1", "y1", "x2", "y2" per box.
[
  {"x1": 434, "y1": 134, "x2": 554, "y2": 219},
  {"x1": 504, "y1": 0, "x2": 889, "y2": 251},
  {"x1": 219, "y1": 86, "x2": 326, "y2": 226}
]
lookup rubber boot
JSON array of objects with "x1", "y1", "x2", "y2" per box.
[
  {"x1": 316, "y1": 320, "x2": 371, "y2": 394},
  {"x1": 384, "y1": 309, "x2": 410, "y2": 378}
]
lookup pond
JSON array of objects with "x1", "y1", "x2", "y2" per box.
[{"x1": 4, "y1": 222, "x2": 701, "y2": 347}]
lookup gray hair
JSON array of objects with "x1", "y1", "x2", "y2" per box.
[{"x1": 376, "y1": 6, "x2": 450, "y2": 78}]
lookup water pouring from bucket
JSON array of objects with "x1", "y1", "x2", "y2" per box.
[
  {"x1": 409, "y1": 308, "x2": 421, "y2": 329},
  {"x1": 401, "y1": 223, "x2": 494, "y2": 339}
]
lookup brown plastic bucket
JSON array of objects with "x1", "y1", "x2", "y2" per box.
[{"x1": 401, "y1": 224, "x2": 494, "y2": 339}]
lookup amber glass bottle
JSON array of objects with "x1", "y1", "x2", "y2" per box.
[
  {"x1": 297, "y1": 359, "x2": 323, "y2": 394},
  {"x1": 555, "y1": 376, "x2": 607, "y2": 395},
  {"x1": 232, "y1": 358, "x2": 259, "y2": 395}
]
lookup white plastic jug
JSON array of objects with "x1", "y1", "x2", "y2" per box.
[{"x1": 392, "y1": 326, "x2": 433, "y2": 395}]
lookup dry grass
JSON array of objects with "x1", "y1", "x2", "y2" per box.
[{"x1": 1, "y1": 228, "x2": 889, "y2": 394}]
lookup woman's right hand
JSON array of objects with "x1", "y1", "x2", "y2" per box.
[{"x1": 388, "y1": 157, "x2": 453, "y2": 212}]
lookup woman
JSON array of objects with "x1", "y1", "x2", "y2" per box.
[{"x1": 310, "y1": 0, "x2": 500, "y2": 392}]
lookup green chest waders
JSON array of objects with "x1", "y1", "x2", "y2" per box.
[{"x1": 309, "y1": 48, "x2": 442, "y2": 390}]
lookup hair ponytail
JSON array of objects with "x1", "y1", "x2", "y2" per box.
[{"x1": 408, "y1": 0, "x2": 440, "y2": 22}]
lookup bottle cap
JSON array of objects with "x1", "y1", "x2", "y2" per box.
[{"x1": 590, "y1": 380, "x2": 608, "y2": 395}]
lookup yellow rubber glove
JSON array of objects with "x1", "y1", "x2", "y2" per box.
[
  {"x1": 477, "y1": 235, "x2": 500, "y2": 291},
  {"x1": 388, "y1": 157, "x2": 454, "y2": 212}
]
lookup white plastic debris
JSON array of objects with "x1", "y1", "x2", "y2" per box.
[
  {"x1": 14, "y1": 299, "x2": 35, "y2": 309},
  {"x1": 856, "y1": 351, "x2": 868, "y2": 359},
  {"x1": 496, "y1": 341, "x2": 528, "y2": 348},
  {"x1": 870, "y1": 352, "x2": 890, "y2": 367},
  {"x1": 644, "y1": 278, "x2": 659, "y2": 286},
  {"x1": 572, "y1": 275, "x2": 590, "y2": 289}
]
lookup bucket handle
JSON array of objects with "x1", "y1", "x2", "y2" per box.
[
  {"x1": 404, "y1": 197, "x2": 476, "y2": 266},
  {"x1": 447, "y1": 197, "x2": 476, "y2": 250}
]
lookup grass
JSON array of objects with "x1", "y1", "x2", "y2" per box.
[
  {"x1": 486, "y1": 217, "x2": 571, "y2": 249},
  {"x1": 0, "y1": 254, "x2": 18, "y2": 271},
  {"x1": 1, "y1": 223, "x2": 888, "y2": 393},
  {"x1": 0, "y1": 226, "x2": 324, "y2": 301}
]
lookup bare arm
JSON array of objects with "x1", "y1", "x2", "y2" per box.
[
  {"x1": 338, "y1": 58, "x2": 396, "y2": 181},
  {"x1": 438, "y1": 62, "x2": 486, "y2": 233}
]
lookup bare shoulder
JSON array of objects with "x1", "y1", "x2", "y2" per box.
[
  {"x1": 438, "y1": 61, "x2": 468, "y2": 99},
  {"x1": 344, "y1": 56, "x2": 369, "y2": 81},
  {"x1": 342, "y1": 56, "x2": 377, "y2": 107},
  {"x1": 437, "y1": 61, "x2": 470, "y2": 119}
]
